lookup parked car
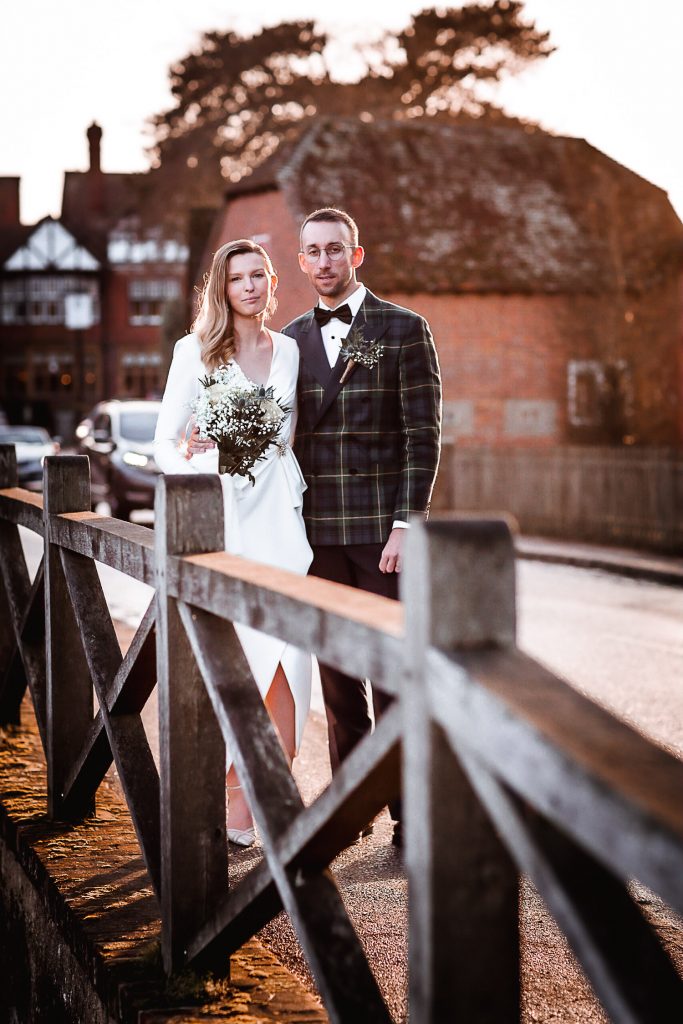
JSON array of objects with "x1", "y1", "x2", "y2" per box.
[
  {"x1": 0, "y1": 425, "x2": 61, "y2": 490},
  {"x1": 76, "y1": 400, "x2": 162, "y2": 520}
]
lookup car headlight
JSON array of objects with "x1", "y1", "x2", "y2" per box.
[{"x1": 122, "y1": 451, "x2": 149, "y2": 468}]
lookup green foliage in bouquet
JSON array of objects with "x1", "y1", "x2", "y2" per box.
[{"x1": 193, "y1": 366, "x2": 289, "y2": 485}]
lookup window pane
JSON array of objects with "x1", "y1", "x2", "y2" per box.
[{"x1": 119, "y1": 411, "x2": 159, "y2": 441}]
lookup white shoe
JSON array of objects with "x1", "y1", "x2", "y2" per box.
[{"x1": 227, "y1": 826, "x2": 256, "y2": 848}]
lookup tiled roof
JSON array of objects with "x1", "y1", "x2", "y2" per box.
[{"x1": 226, "y1": 118, "x2": 683, "y2": 294}]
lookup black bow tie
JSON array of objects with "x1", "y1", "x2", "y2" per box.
[{"x1": 314, "y1": 303, "x2": 353, "y2": 327}]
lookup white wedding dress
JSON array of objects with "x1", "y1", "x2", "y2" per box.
[{"x1": 153, "y1": 330, "x2": 313, "y2": 752}]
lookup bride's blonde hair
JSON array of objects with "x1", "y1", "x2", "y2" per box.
[{"x1": 192, "y1": 239, "x2": 278, "y2": 370}]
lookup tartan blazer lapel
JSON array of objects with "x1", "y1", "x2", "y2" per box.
[
  {"x1": 313, "y1": 290, "x2": 389, "y2": 426},
  {"x1": 296, "y1": 309, "x2": 333, "y2": 388}
]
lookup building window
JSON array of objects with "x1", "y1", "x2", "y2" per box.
[
  {"x1": 0, "y1": 355, "x2": 28, "y2": 398},
  {"x1": 31, "y1": 353, "x2": 75, "y2": 395},
  {"x1": 109, "y1": 226, "x2": 188, "y2": 265},
  {"x1": 567, "y1": 359, "x2": 633, "y2": 437},
  {"x1": 128, "y1": 279, "x2": 182, "y2": 326},
  {"x1": 0, "y1": 277, "x2": 100, "y2": 325},
  {"x1": 567, "y1": 361, "x2": 603, "y2": 427},
  {"x1": 93, "y1": 411, "x2": 112, "y2": 436},
  {"x1": 1, "y1": 279, "x2": 28, "y2": 323},
  {"x1": 120, "y1": 352, "x2": 163, "y2": 397}
]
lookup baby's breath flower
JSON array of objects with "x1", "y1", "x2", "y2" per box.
[{"x1": 191, "y1": 363, "x2": 289, "y2": 484}]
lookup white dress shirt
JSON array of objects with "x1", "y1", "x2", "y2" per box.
[
  {"x1": 318, "y1": 283, "x2": 367, "y2": 367},
  {"x1": 317, "y1": 284, "x2": 407, "y2": 531}
]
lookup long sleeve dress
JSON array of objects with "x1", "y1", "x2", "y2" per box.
[{"x1": 153, "y1": 330, "x2": 313, "y2": 752}]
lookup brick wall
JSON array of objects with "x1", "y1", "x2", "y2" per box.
[
  {"x1": 391, "y1": 288, "x2": 682, "y2": 447},
  {"x1": 205, "y1": 193, "x2": 683, "y2": 447}
]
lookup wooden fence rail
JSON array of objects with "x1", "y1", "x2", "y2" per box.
[
  {"x1": 434, "y1": 444, "x2": 683, "y2": 553},
  {"x1": 1, "y1": 444, "x2": 682, "y2": 1023}
]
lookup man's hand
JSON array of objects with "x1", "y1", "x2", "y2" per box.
[
  {"x1": 379, "y1": 527, "x2": 405, "y2": 574},
  {"x1": 183, "y1": 417, "x2": 216, "y2": 460}
]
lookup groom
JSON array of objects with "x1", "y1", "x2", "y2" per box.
[{"x1": 282, "y1": 208, "x2": 442, "y2": 846}]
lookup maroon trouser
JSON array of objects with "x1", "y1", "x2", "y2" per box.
[{"x1": 309, "y1": 543, "x2": 401, "y2": 822}]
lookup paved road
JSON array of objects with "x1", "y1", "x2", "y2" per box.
[
  {"x1": 518, "y1": 560, "x2": 683, "y2": 758},
  {"x1": 18, "y1": 528, "x2": 683, "y2": 1020}
]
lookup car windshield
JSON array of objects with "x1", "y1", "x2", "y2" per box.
[
  {"x1": 0, "y1": 427, "x2": 50, "y2": 444},
  {"x1": 119, "y1": 411, "x2": 159, "y2": 442}
]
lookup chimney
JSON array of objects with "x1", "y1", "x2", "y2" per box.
[
  {"x1": 86, "y1": 122, "x2": 104, "y2": 216},
  {"x1": 87, "y1": 121, "x2": 102, "y2": 174},
  {"x1": 0, "y1": 177, "x2": 20, "y2": 227}
]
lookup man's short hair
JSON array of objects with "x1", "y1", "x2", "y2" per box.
[{"x1": 300, "y1": 208, "x2": 359, "y2": 249}]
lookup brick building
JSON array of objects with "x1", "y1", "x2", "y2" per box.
[
  {"x1": 0, "y1": 123, "x2": 188, "y2": 438},
  {"x1": 201, "y1": 118, "x2": 683, "y2": 447}
]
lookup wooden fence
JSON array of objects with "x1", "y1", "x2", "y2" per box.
[
  {"x1": 1, "y1": 444, "x2": 683, "y2": 1022},
  {"x1": 434, "y1": 445, "x2": 683, "y2": 553}
]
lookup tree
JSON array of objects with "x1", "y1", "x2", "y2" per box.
[{"x1": 147, "y1": 2, "x2": 553, "y2": 220}]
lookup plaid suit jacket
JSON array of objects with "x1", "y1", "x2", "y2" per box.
[{"x1": 282, "y1": 289, "x2": 442, "y2": 546}]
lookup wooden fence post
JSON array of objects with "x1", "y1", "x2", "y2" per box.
[
  {"x1": 43, "y1": 455, "x2": 94, "y2": 819},
  {"x1": 0, "y1": 444, "x2": 17, "y2": 489},
  {"x1": 0, "y1": 445, "x2": 21, "y2": 726},
  {"x1": 402, "y1": 515, "x2": 520, "y2": 1023},
  {"x1": 155, "y1": 474, "x2": 228, "y2": 974}
]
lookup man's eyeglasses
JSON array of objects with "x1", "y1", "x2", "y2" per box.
[{"x1": 300, "y1": 244, "x2": 355, "y2": 264}]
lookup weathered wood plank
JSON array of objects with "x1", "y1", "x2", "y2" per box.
[
  {"x1": 0, "y1": 482, "x2": 28, "y2": 727},
  {"x1": 49, "y1": 512, "x2": 155, "y2": 583},
  {"x1": 278, "y1": 866, "x2": 393, "y2": 1024},
  {"x1": 453, "y1": 647, "x2": 683, "y2": 835},
  {"x1": 0, "y1": 520, "x2": 31, "y2": 615},
  {"x1": 188, "y1": 859, "x2": 282, "y2": 964},
  {"x1": 43, "y1": 456, "x2": 94, "y2": 820},
  {"x1": 12, "y1": 561, "x2": 46, "y2": 743},
  {"x1": 430, "y1": 647, "x2": 683, "y2": 915},
  {"x1": 403, "y1": 518, "x2": 520, "y2": 1022},
  {"x1": 62, "y1": 598, "x2": 156, "y2": 811},
  {"x1": 155, "y1": 474, "x2": 228, "y2": 973},
  {"x1": 0, "y1": 487, "x2": 44, "y2": 533},
  {"x1": 187, "y1": 703, "x2": 401, "y2": 965},
  {"x1": 180, "y1": 600, "x2": 394, "y2": 1022},
  {"x1": 0, "y1": 445, "x2": 18, "y2": 488},
  {"x1": 0, "y1": 562, "x2": 23, "y2": 725},
  {"x1": 459, "y1": 754, "x2": 683, "y2": 1022},
  {"x1": 280, "y1": 701, "x2": 401, "y2": 870},
  {"x1": 60, "y1": 547, "x2": 161, "y2": 892},
  {"x1": 442, "y1": 444, "x2": 683, "y2": 552},
  {"x1": 170, "y1": 552, "x2": 403, "y2": 694},
  {"x1": 178, "y1": 602, "x2": 304, "y2": 832},
  {"x1": 105, "y1": 598, "x2": 156, "y2": 711},
  {"x1": 0, "y1": 540, "x2": 46, "y2": 738}
]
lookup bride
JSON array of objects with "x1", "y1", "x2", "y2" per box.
[{"x1": 153, "y1": 238, "x2": 313, "y2": 847}]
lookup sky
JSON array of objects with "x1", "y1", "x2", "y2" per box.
[{"x1": 1, "y1": 0, "x2": 682, "y2": 224}]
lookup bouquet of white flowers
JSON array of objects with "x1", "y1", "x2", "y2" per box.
[{"x1": 192, "y1": 364, "x2": 288, "y2": 484}]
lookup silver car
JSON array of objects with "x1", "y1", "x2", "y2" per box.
[{"x1": 0, "y1": 425, "x2": 61, "y2": 491}]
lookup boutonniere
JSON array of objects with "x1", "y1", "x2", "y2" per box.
[{"x1": 339, "y1": 327, "x2": 384, "y2": 385}]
